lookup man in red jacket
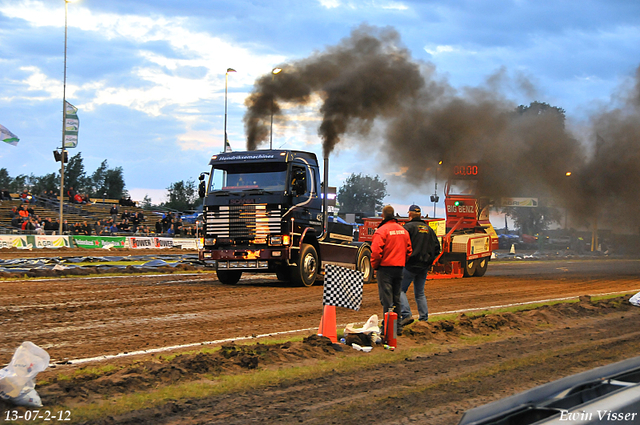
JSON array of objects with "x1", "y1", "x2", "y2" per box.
[{"x1": 371, "y1": 205, "x2": 412, "y2": 335}]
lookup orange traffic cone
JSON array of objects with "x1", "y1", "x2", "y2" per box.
[{"x1": 318, "y1": 304, "x2": 337, "y2": 343}]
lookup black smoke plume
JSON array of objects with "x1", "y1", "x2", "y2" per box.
[
  {"x1": 244, "y1": 25, "x2": 640, "y2": 232},
  {"x1": 244, "y1": 25, "x2": 424, "y2": 157}
]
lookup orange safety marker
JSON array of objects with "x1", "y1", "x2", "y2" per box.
[{"x1": 318, "y1": 304, "x2": 337, "y2": 343}]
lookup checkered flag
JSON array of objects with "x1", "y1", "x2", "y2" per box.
[{"x1": 323, "y1": 264, "x2": 364, "y2": 311}]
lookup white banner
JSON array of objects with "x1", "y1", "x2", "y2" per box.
[
  {"x1": 156, "y1": 237, "x2": 174, "y2": 248},
  {"x1": 128, "y1": 237, "x2": 156, "y2": 249},
  {"x1": 126, "y1": 237, "x2": 199, "y2": 249},
  {"x1": 34, "y1": 235, "x2": 70, "y2": 248},
  {"x1": 501, "y1": 197, "x2": 538, "y2": 207},
  {"x1": 173, "y1": 238, "x2": 198, "y2": 249},
  {"x1": 0, "y1": 235, "x2": 29, "y2": 249}
]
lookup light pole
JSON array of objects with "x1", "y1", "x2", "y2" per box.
[
  {"x1": 223, "y1": 68, "x2": 236, "y2": 152},
  {"x1": 270, "y1": 67, "x2": 282, "y2": 150},
  {"x1": 58, "y1": 0, "x2": 78, "y2": 235},
  {"x1": 564, "y1": 171, "x2": 571, "y2": 229},
  {"x1": 431, "y1": 160, "x2": 442, "y2": 218}
]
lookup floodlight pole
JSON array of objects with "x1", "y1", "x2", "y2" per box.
[
  {"x1": 433, "y1": 160, "x2": 442, "y2": 218},
  {"x1": 270, "y1": 68, "x2": 282, "y2": 150},
  {"x1": 58, "y1": 0, "x2": 71, "y2": 235},
  {"x1": 223, "y1": 68, "x2": 236, "y2": 152}
]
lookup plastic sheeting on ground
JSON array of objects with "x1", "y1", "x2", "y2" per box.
[{"x1": 0, "y1": 254, "x2": 202, "y2": 273}]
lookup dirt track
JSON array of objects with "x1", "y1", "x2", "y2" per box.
[{"x1": 2, "y1": 253, "x2": 640, "y2": 424}]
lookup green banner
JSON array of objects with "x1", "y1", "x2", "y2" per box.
[{"x1": 72, "y1": 236, "x2": 127, "y2": 249}]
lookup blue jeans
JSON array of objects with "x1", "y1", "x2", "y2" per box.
[{"x1": 399, "y1": 268, "x2": 429, "y2": 321}]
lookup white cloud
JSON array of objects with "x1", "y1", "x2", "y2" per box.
[
  {"x1": 316, "y1": 0, "x2": 408, "y2": 11},
  {"x1": 424, "y1": 44, "x2": 475, "y2": 56},
  {"x1": 127, "y1": 187, "x2": 167, "y2": 205},
  {"x1": 177, "y1": 127, "x2": 221, "y2": 151},
  {"x1": 1, "y1": 0, "x2": 286, "y2": 126},
  {"x1": 318, "y1": 0, "x2": 341, "y2": 8},
  {"x1": 379, "y1": 2, "x2": 408, "y2": 11}
]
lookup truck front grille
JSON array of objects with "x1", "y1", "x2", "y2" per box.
[{"x1": 205, "y1": 204, "x2": 282, "y2": 239}]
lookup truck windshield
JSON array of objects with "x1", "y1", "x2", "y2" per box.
[
  {"x1": 447, "y1": 179, "x2": 477, "y2": 196},
  {"x1": 209, "y1": 164, "x2": 287, "y2": 192}
]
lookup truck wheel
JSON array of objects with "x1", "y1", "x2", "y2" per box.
[
  {"x1": 474, "y1": 258, "x2": 489, "y2": 277},
  {"x1": 217, "y1": 270, "x2": 242, "y2": 285},
  {"x1": 357, "y1": 247, "x2": 373, "y2": 284},
  {"x1": 292, "y1": 243, "x2": 318, "y2": 287},
  {"x1": 463, "y1": 259, "x2": 477, "y2": 277}
]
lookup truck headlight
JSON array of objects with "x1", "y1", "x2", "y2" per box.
[
  {"x1": 204, "y1": 237, "x2": 216, "y2": 246},
  {"x1": 269, "y1": 235, "x2": 290, "y2": 246},
  {"x1": 269, "y1": 235, "x2": 282, "y2": 245}
]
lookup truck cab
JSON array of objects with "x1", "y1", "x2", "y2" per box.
[{"x1": 198, "y1": 150, "x2": 371, "y2": 286}]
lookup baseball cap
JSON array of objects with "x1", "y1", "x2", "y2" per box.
[{"x1": 408, "y1": 204, "x2": 421, "y2": 213}]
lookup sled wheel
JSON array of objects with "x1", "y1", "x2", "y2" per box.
[
  {"x1": 291, "y1": 243, "x2": 318, "y2": 287},
  {"x1": 463, "y1": 259, "x2": 477, "y2": 277},
  {"x1": 357, "y1": 247, "x2": 373, "y2": 284},
  {"x1": 217, "y1": 270, "x2": 242, "y2": 285},
  {"x1": 474, "y1": 258, "x2": 489, "y2": 277}
]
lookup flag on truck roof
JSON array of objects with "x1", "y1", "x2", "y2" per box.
[
  {"x1": 323, "y1": 264, "x2": 363, "y2": 311},
  {"x1": 225, "y1": 136, "x2": 232, "y2": 152},
  {"x1": 0, "y1": 124, "x2": 19, "y2": 146}
]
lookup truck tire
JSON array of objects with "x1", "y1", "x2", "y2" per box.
[
  {"x1": 474, "y1": 257, "x2": 489, "y2": 277},
  {"x1": 217, "y1": 270, "x2": 242, "y2": 285},
  {"x1": 463, "y1": 259, "x2": 477, "y2": 277},
  {"x1": 357, "y1": 247, "x2": 373, "y2": 284},
  {"x1": 291, "y1": 243, "x2": 318, "y2": 287}
]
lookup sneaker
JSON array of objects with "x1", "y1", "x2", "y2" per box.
[{"x1": 400, "y1": 316, "x2": 415, "y2": 327}]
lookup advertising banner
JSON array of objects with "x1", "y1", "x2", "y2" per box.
[
  {"x1": 127, "y1": 237, "x2": 199, "y2": 249},
  {"x1": 155, "y1": 237, "x2": 174, "y2": 248},
  {"x1": 72, "y1": 236, "x2": 126, "y2": 249},
  {"x1": 34, "y1": 235, "x2": 71, "y2": 249},
  {"x1": 501, "y1": 197, "x2": 538, "y2": 207},
  {"x1": 0, "y1": 235, "x2": 29, "y2": 249},
  {"x1": 172, "y1": 238, "x2": 200, "y2": 250},
  {"x1": 63, "y1": 101, "x2": 79, "y2": 148},
  {"x1": 128, "y1": 237, "x2": 156, "y2": 249}
]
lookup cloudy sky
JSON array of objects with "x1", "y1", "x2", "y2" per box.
[{"x1": 1, "y1": 0, "x2": 639, "y2": 217}]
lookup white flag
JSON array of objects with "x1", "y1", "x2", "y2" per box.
[{"x1": 0, "y1": 124, "x2": 19, "y2": 146}]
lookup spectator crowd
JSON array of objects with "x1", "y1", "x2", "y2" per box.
[{"x1": 3, "y1": 191, "x2": 198, "y2": 237}]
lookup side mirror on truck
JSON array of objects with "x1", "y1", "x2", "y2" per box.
[{"x1": 198, "y1": 172, "x2": 208, "y2": 198}]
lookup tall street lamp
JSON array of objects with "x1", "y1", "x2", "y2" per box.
[
  {"x1": 270, "y1": 67, "x2": 282, "y2": 150},
  {"x1": 223, "y1": 68, "x2": 236, "y2": 152},
  {"x1": 564, "y1": 171, "x2": 572, "y2": 229},
  {"x1": 431, "y1": 160, "x2": 442, "y2": 218},
  {"x1": 59, "y1": 0, "x2": 78, "y2": 235}
]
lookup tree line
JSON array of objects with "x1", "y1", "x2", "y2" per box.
[
  {"x1": 0, "y1": 152, "x2": 199, "y2": 212},
  {"x1": 0, "y1": 152, "x2": 126, "y2": 200}
]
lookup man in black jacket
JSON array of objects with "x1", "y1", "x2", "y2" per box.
[
  {"x1": 399, "y1": 205, "x2": 440, "y2": 326},
  {"x1": 110, "y1": 205, "x2": 118, "y2": 222}
]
